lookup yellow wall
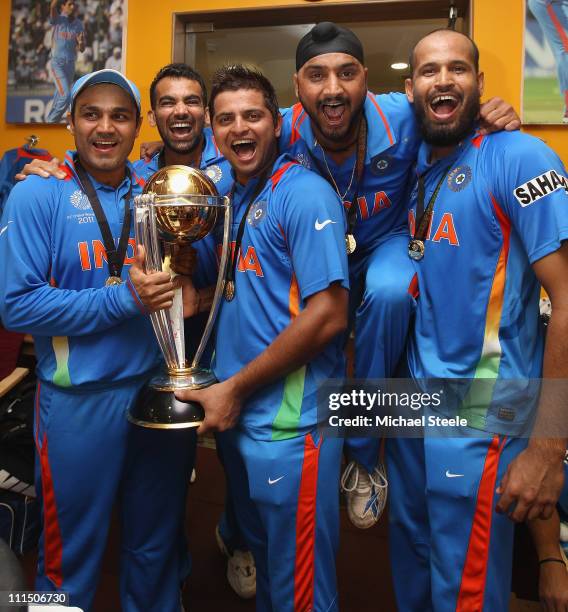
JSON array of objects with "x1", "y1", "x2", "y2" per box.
[{"x1": 1, "y1": 0, "x2": 566, "y2": 163}]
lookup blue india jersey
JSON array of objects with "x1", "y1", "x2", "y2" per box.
[
  {"x1": 280, "y1": 92, "x2": 421, "y2": 256},
  {"x1": 0, "y1": 151, "x2": 160, "y2": 388},
  {"x1": 50, "y1": 16, "x2": 84, "y2": 62},
  {"x1": 205, "y1": 154, "x2": 349, "y2": 441},
  {"x1": 407, "y1": 130, "x2": 568, "y2": 433}
]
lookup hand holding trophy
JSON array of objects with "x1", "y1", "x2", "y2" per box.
[{"x1": 128, "y1": 165, "x2": 231, "y2": 428}]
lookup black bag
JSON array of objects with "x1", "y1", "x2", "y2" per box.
[
  {"x1": 0, "y1": 380, "x2": 40, "y2": 554},
  {"x1": 0, "y1": 490, "x2": 40, "y2": 555},
  {"x1": 0, "y1": 380, "x2": 35, "y2": 495}
]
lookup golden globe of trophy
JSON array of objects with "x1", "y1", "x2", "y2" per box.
[{"x1": 128, "y1": 165, "x2": 231, "y2": 428}]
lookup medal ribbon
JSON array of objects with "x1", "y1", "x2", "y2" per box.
[
  {"x1": 412, "y1": 164, "x2": 453, "y2": 244},
  {"x1": 224, "y1": 169, "x2": 271, "y2": 300},
  {"x1": 74, "y1": 159, "x2": 133, "y2": 281}
]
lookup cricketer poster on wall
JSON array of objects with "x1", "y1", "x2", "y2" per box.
[
  {"x1": 6, "y1": 0, "x2": 126, "y2": 124},
  {"x1": 523, "y1": 0, "x2": 568, "y2": 124}
]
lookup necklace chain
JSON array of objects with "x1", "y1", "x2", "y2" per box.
[{"x1": 319, "y1": 144, "x2": 357, "y2": 201}]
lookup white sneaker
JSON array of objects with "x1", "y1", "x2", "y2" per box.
[
  {"x1": 340, "y1": 460, "x2": 388, "y2": 529},
  {"x1": 215, "y1": 525, "x2": 256, "y2": 599}
]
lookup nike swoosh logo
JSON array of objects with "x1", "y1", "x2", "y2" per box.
[
  {"x1": 0, "y1": 221, "x2": 13, "y2": 236},
  {"x1": 268, "y1": 476, "x2": 285, "y2": 485},
  {"x1": 445, "y1": 470, "x2": 464, "y2": 478},
  {"x1": 315, "y1": 219, "x2": 336, "y2": 231}
]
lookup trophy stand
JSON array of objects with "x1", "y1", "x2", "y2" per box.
[{"x1": 127, "y1": 166, "x2": 232, "y2": 429}]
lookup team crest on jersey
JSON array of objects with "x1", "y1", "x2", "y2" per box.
[
  {"x1": 204, "y1": 165, "x2": 223, "y2": 184},
  {"x1": 70, "y1": 190, "x2": 91, "y2": 210},
  {"x1": 295, "y1": 152, "x2": 311, "y2": 169},
  {"x1": 247, "y1": 200, "x2": 267, "y2": 227},
  {"x1": 370, "y1": 155, "x2": 391, "y2": 175},
  {"x1": 514, "y1": 169, "x2": 568, "y2": 207},
  {"x1": 447, "y1": 165, "x2": 472, "y2": 192}
]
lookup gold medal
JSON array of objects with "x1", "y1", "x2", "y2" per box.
[
  {"x1": 105, "y1": 276, "x2": 123, "y2": 286},
  {"x1": 408, "y1": 239, "x2": 425, "y2": 261},
  {"x1": 345, "y1": 233, "x2": 357, "y2": 255},
  {"x1": 224, "y1": 280, "x2": 235, "y2": 302}
]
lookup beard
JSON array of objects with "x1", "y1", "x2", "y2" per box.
[
  {"x1": 157, "y1": 123, "x2": 202, "y2": 157},
  {"x1": 414, "y1": 90, "x2": 480, "y2": 147},
  {"x1": 298, "y1": 91, "x2": 365, "y2": 148}
]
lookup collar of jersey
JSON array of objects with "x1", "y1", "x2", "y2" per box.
[
  {"x1": 231, "y1": 152, "x2": 292, "y2": 202},
  {"x1": 64, "y1": 149, "x2": 135, "y2": 194},
  {"x1": 415, "y1": 127, "x2": 480, "y2": 176}
]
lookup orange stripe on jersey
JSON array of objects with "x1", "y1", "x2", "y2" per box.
[
  {"x1": 407, "y1": 273, "x2": 419, "y2": 299},
  {"x1": 51, "y1": 69, "x2": 64, "y2": 96},
  {"x1": 289, "y1": 273, "x2": 300, "y2": 318},
  {"x1": 294, "y1": 433, "x2": 321, "y2": 612},
  {"x1": 367, "y1": 93, "x2": 394, "y2": 146},
  {"x1": 290, "y1": 103, "x2": 307, "y2": 145},
  {"x1": 271, "y1": 161, "x2": 298, "y2": 190},
  {"x1": 472, "y1": 134, "x2": 485, "y2": 149},
  {"x1": 485, "y1": 194, "x2": 511, "y2": 343},
  {"x1": 547, "y1": 2, "x2": 568, "y2": 51},
  {"x1": 456, "y1": 435, "x2": 506, "y2": 611}
]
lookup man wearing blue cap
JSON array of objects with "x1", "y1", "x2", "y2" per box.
[{"x1": 0, "y1": 69, "x2": 196, "y2": 611}]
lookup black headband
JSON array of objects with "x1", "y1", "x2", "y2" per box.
[{"x1": 296, "y1": 22, "x2": 364, "y2": 71}]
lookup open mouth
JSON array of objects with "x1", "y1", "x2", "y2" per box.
[
  {"x1": 92, "y1": 140, "x2": 117, "y2": 152},
  {"x1": 169, "y1": 121, "x2": 193, "y2": 138},
  {"x1": 231, "y1": 139, "x2": 256, "y2": 161},
  {"x1": 429, "y1": 94, "x2": 460, "y2": 120},
  {"x1": 321, "y1": 101, "x2": 346, "y2": 124}
]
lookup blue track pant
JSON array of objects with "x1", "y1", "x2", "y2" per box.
[
  {"x1": 34, "y1": 379, "x2": 196, "y2": 611},
  {"x1": 218, "y1": 428, "x2": 343, "y2": 612},
  {"x1": 47, "y1": 58, "x2": 75, "y2": 123},
  {"x1": 346, "y1": 232, "x2": 417, "y2": 471},
  {"x1": 387, "y1": 431, "x2": 527, "y2": 612}
]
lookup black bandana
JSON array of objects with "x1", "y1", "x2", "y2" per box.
[{"x1": 296, "y1": 22, "x2": 364, "y2": 71}]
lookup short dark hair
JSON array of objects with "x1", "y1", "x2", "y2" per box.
[
  {"x1": 149, "y1": 63, "x2": 207, "y2": 109},
  {"x1": 408, "y1": 29, "x2": 480, "y2": 76},
  {"x1": 208, "y1": 64, "x2": 279, "y2": 126}
]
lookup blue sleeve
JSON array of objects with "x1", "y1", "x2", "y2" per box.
[
  {"x1": 0, "y1": 180, "x2": 143, "y2": 336},
  {"x1": 489, "y1": 133, "x2": 568, "y2": 264},
  {"x1": 278, "y1": 170, "x2": 349, "y2": 300}
]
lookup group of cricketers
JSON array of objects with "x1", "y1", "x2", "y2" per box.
[{"x1": 1, "y1": 17, "x2": 567, "y2": 612}]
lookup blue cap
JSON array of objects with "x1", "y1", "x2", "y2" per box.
[{"x1": 70, "y1": 69, "x2": 141, "y2": 114}]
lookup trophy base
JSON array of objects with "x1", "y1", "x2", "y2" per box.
[{"x1": 128, "y1": 368, "x2": 217, "y2": 429}]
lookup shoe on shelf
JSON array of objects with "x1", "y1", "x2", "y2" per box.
[
  {"x1": 215, "y1": 525, "x2": 256, "y2": 599},
  {"x1": 340, "y1": 460, "x2": 388, "y2": 529}
]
